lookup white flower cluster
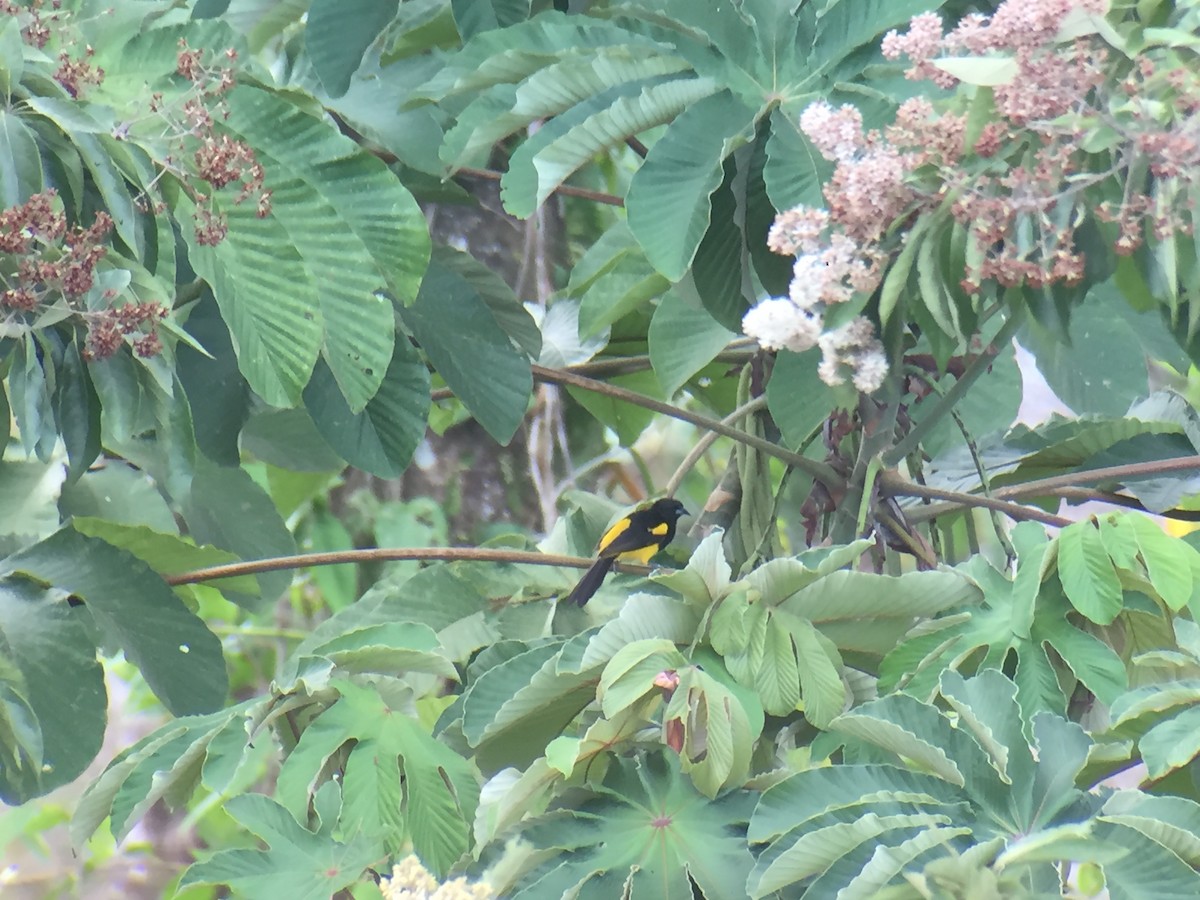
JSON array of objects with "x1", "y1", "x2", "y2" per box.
[
  {"x1": 744, "y1": 208, "x2": 890, "y2": 392},
  {"x1": 379, "y1": 856, "x2": 493, "y2": 900}
]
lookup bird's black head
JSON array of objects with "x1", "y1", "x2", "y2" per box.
[{"x1": 652, "y1": 497, "x2": 689, "y2": 522}]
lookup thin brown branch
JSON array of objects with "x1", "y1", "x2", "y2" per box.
[
  {"x1": 891, "y1": 457, "x2": 1200, "y2": 527},
  {"x1": 989, "y1": 456, "x2": 1200, "y2": 500},
  {"x1": 531, "y1": 363, "x2": 843, "y2": 488},
  {"x1": 430, "y1": 347, "x2": 758, "y2": 402},
  {"x1": 168, "y1": 547, "x2": 651, "y2": 587},
  {"x1": 880, "y1": 471, "x2": 1073, "y2": 528},
  {"x1": 1051, "y1": 486, "x2": 1200, "y2": 520}
]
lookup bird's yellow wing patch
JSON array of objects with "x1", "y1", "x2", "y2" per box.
[{"x1": 597, "y1": 516, "x2": 633, "y2": 554}]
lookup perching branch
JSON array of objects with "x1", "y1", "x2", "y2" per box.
[
  {"x1": 879, "y1": 471, "x2": 1074, "y2": 528},
  {"x1": 168, "y1": 547, "x2": 651, "y2": 587},
  {"x1": 531, "y1": 363, "x2": 844, "y2": 489}
]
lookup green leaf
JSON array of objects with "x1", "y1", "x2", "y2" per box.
[
  {"x1": 72, "y1": 705, "x2": 249, "y2": 843},
  {"x1": 460, "y1": 642, "x2": 595, "y2": 772},
  {"x1": 1093, "y1": 823, "x2": 1200, "y2": 899},
  {"x1": 503, "y1": 75, "x2": 721, "y2": 219},
  {"x1": 663, "y1": 666, "x2": 754, "y2": 797},
  {"x1": 431, "y1": 245, "x2": 541, "y2": 358},
  {"x1": 565, "y1": 368, "x2": 660, "y2": 447},
  {"x1": 762, "y1": 106, "x2": 827, "y2": 211},
  {"x1": 0, "y1": 529, "x2": 227, "y2": 716},
  {"x1": 59, "y1": 461, "x2": 176, "y2": 533},
  {"x1": 781, "y1": 612, "x2": 846, "y2": 729},
  {"x1": 598, "y1": 639, "x2": 687, "y2": 717},
  {"x1": 0, "y1": 17, "x2": 23, "y2": 97},
  {"x1": 767, "y1": 349, "x2": 838, "y2": 447},
  {"x1": 305, "y1": 622, "x2": 458, "y2": 680},
  {"x1": 69, "y1": 517, "x2": 257, "y2": 596},
  {"x1": 1057, "y1": 521, "x2": 1124, "y2": 624},
  {"x1": 451, "y1": 0, "x2": 531, "y2": 40},
  {"x1": 831, "y1": 694, "x2": 965, "y2": 788},
  {"x1": 181, "y1": 83, "x2": 428, "y2": 409},
  {"x1": 1038, "y1": 612, "x2": 1127, "y2": 705},
  {"x1": 778, "y1": 569, "x2": 981, "y2": 655},
  {"x1": 303, "y1": 336, "x2": 431, "y2": 478},
  {"x1": 0, "y1": 458, "x2": 64, "y2": 541},
  {"x1": 911, "y1": 343, "x2": 1022, "y2": 459},
  {"x1": 179, "y1": 791, "x2": 381, "y2": 898},
  {"x1": 811, "y1": 0, "x2": 945, "y2": 70},
  {"x1": 1028, "y1": 713, "x2": 1091, "y2": 829},
  {"x1": 275, "y1": 681, "x2": 477, "y2": 876},
  {"x1": 1126, "y1": 515, "x2": 1196, "y2": 611},
  {"x1": 511, "y1": 753, "x2": 755, "y2": 899},
  {"x1": 1023, "y1": 279, "x2": 1190, "y2": 417},
  {"x1": 1138, "y1": 705, "x2": 1200, "y2": 780},
  {"x1": 306, "y1": 0, "x2": 400, "y2": 97},
  {"x1": 749, "y1": 764, "x2": 967, "y2": 844},
  {"x1": 570, "y1": 222, "x2": 670, "y2": 338},
  {"x1": 626, "y1": 90, "x2": 757, "y2": 280},
  {"x1": 0, "y1": 576, "x2": 106, "y2": 803},
  {"x1": 0, "y1": 109, "x2": 44, "y2": 209},
  {"x1": 177, "y1": 293, "x2": 250, "y2": 467},
  {"x1": 580, "y1": 595, "x2": 700, "y2": 672},
  {"x1": 1100, "y1": 791, "x2": 1200, "y2": 866},
  {"x1": 52, "y1": 339, "x2": 101, "y2": 483},
  {"x1": 441, "y1": 47, "x2": 691, "y2": 170},
  {"x1": 182, "y1": 458, "x2": 297, "y2": 605},
  {"x1": 401, "y1": 258, "x2": 532, "y2": 445}
]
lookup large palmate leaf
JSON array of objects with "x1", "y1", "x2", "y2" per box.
[
  {"x1": 275, "y1": 680, "x2": 478, "y2": 877},
  {"x1": 1022, "y1": 279, "x2": 1192, "y2": 418},
  {"x1": 73, "y1": 618, "x2": 468, "y2": 855},
  {"x1": 1101, "y1": 620, "x2": 1200, "y2": 781},
  {"x1": 182, "y1": 458, "x2": 297, "y2": 605},
  {"x1": 413, "y1": 12, "x2": 671, "y2": 104},
  {"x1": 881, "y1": 523, "x2": 1130, "y2": 720},
  {"x1": 180, "y1": 82, "x2": 428, "y2": 411},
  {"x1": 459, "y1": 641, "x2": 598, "y2": 773},
  {"x1": 441, "y1": 46, "x2": 693, "y2": 169},
  {"x1": 509, "y1": 753, "x2": 756, "y2": 900},
  {"x1": 72, "y1": 703, "x2": 255, "y2": 845},
  {"x1": 179, "y1": 789, "x2": 382, "y2": 899},
  {"x1": 502, "y1": 75, "x2": 721, "y2": 218},
  {"x1": 748, "y1": 670, "x2": 1200, "y2": 898},
  {"x1": 569, "y1": 221, "x2": 670, "y2": 338}
]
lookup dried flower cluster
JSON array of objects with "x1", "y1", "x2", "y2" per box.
[
  {"x1": 746, "y1": 0, "x2": 1200, "y2": 392},
  {"x1": 0, "y1": 191, "x2": 167, "y2": 360},
  {"x1": 135, "y1": 39, "x2": 270, "y2": 245},
  {"x1": 378, "y1": 856, "x2": 493, "y2": 900},
  {"x1": 1, "y1": 1, "x2": 106, "y2": 97},
  {"x1": 882, "y1": 0, "x2": 1199, "y2": 285}
]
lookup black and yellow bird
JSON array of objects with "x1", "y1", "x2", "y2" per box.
[{"x1": 565, "y1": 498, "x2": 689, "y2": 606}]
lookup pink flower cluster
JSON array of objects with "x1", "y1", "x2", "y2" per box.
[{"x1": 0, "y1": 192, "x2": 169, "y2": 360}]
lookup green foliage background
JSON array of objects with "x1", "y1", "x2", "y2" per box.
[{"x1": 1, "y1": 0, "x2": 1200, "y2": 898}]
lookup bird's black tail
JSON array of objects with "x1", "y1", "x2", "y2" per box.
[{"x1": 565, "y1": 556, "x2": 615, "y2": 606}]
